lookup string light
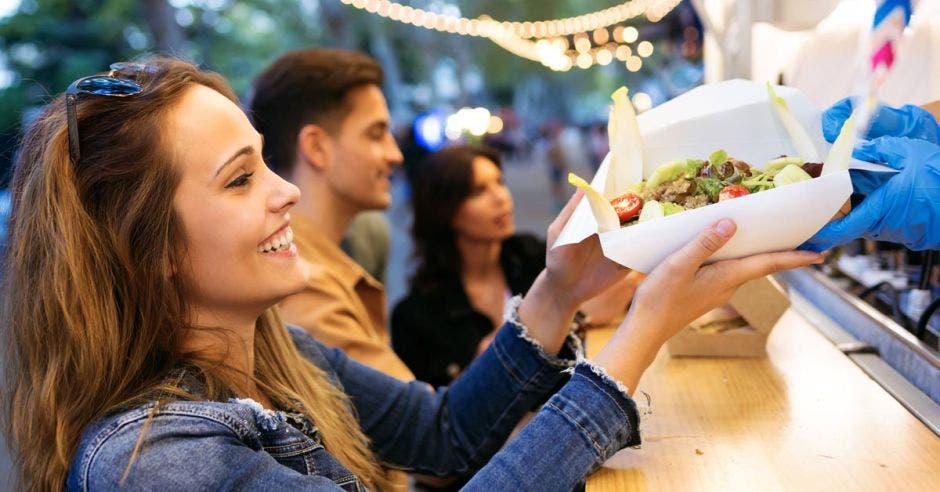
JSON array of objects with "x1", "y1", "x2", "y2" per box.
[
  {"x1": 338, "y1": 0, "x2": 682, "y2": 39},
  {"x1": 338, "y1": 0, "x2": 683, "y2": 71},
  {"x1": 623, "y1": 26, "x2": 639, "y2": 43},
  {"x1": 615, "y1": 45, "x2": 632, "y2": 61},
  {"x1": 626, "y1": 56, "x2": 643, "y2": 72}
]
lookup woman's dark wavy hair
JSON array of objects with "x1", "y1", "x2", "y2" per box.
[{"x1": 409, "y1": 145, "x2": 502, "y2": 294}]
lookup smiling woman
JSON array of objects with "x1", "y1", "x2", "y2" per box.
[
  {"x1": 1, "y1": 57, "x2": 384, "y2": 490},
  {"x1": 1, "y1": 57, "x2": 822, "y2": 491}
]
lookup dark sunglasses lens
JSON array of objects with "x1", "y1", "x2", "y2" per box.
[{"x1": 75, "y1": 77, "x2": 143, "y2": 96}]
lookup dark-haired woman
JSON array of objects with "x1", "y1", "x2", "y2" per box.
[{"x1": 392, "y1": 146, "x2": 642, "y2": 387}]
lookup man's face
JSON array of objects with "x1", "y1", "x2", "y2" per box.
[{"x1": 322, "y1": 84, "x2": 403, "y2": 211}]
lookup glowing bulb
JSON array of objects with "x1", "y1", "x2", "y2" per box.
[
  {"x1": 400, "y1": 6, "x2": 413, "y2": 23},
  {"x1": 637, "y1": 40, "x2": 654, "y2": 57},
  {"x1": 612, "y1": 25, "x2": 624, "y2": 43},
  {"x1": 626, "y1": 56, "x2": 642, "y2": 72},
  {"x1": 575, "y1": 37, "x2": 591, "y2": 53},
  {"x1": 632, "y1": 92, "x2": 652, "y2": 112},
  {"x1": 445, "y1": 114, "x2": 463, "y2": 140},
  {"x1": 592, "y1": 28, "x2": 609, "y2": 45},
  {"x1": 467, "y1": 107, "x2": 491, "y2": 136},
  {"x1": 615, "y1": 45, "x2": 631, "y2": 60},
  {"x1": 576, "y1": 52, "x2": 593, "y2": 69},
  {"x1": 487, "y1": 115, "x2": 504, "y2": 134},
  {"x1": 596, "y1": 49, "x2": 613, "y2": 66},
  {"x1": 624, "y1": 26, "x2": 639, "y2": 43}
]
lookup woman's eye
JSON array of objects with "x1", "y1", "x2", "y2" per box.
[{"x1": 225, "y1": 172, "x2": 254, "y2": 189}]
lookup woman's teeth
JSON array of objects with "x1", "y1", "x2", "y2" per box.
[{"x1": 258, "y1": 227, "x2": 293, "y2": 253}]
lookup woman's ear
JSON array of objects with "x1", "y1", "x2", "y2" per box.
[{"x1": 296, "y1": 123, "x2": 331, "y2": 172}]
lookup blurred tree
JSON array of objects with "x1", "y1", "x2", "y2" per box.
[
  {"x1": 0, "y1": 0, "x2": 699, "y2": 184},
  {"x1": 142, "y1": 0, "x2": 184, "y2": 53}
]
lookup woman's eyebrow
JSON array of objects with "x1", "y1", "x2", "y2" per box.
[{"x1": 214, "y1": 145, "x2": 254, "y2": 179}]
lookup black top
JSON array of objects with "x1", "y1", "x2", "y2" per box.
[{"x1": 392, "y1": 234, "x2": 545, "y2": 388}]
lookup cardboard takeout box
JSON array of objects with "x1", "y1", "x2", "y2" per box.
[
  {"x1": 666, "y1": 276, "x2": 791, "y2": 358},
  {"x1": 554, "y1": 80, "x2": 854, "y2": 273}
]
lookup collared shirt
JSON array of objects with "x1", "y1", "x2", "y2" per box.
[{"x1": 279, "y1": 214, "x2": 414, "y2": 381}]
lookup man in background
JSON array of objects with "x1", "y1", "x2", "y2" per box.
[{"x1": 248, "y1": 48, "x2": 413, "y2": 381}]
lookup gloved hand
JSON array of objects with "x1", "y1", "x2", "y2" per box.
[
  {"x1": 802, "y1": 136, "x2": 940, "y2": 252},
  {"x1": 823, "y1": 97, "x2": 940, "y2": 144}
]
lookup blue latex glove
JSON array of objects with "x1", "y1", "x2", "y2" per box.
[
  {"x1": 802, "y1": 136, "x2": 940, "y2": 252},
  {"x1": 822, "y1": 97, "x2": 940, "y2": 144}
]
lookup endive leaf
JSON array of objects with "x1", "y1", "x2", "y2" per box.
[
  {"x1": 823, "y1": 105, "x2": 859, "y2": 174},
  {"x1": 605, "y1": 86, "x2": 644, "y2": 199},
  {"x1": 767, "y1": 83, "x2": 820, "y2": 163},
  {"x1": 568, "y1": 172, "x2": 620, "y2": 232}
]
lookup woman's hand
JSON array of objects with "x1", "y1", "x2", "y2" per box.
[
  {"x1": 593, "y1": 218, "x2": 823, "y2": 393},
  {"x1": 578, "y1": 270, "x2": 646, "y2": 327},
  {"x1": 518, "y1": 191, "x2": 631, "y2": 355},
  {"x1": 543, "y1": 190, "x2": 630, "y2": 307}
]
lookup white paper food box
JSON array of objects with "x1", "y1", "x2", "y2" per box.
[{"x1": 554, "y1": 80, "x2": 854, "y2": 273}]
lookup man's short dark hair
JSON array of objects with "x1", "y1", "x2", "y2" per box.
[{"x1": 247, "y1": 48, "x2": 384, "y2": 177}]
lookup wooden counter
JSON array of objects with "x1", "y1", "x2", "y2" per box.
[{"x1": 584, "y1": 308, "x2": 940, "y2": 491}]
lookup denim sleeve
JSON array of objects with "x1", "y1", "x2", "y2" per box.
[
  {"x1": 69, "y1": 412, "x2": 346, "y2": 491},
  {"x1": 309, "y1": 317, "x2": 584, "y2": 476},
  {"x1": 462, "y1": 363, "x2": 641, "y2": 491}
]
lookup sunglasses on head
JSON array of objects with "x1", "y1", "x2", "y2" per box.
[{"x1": 65, "y1": 62, "x2": 154, "y2": 165}]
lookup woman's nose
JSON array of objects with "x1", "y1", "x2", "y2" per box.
[
  {"x1": 492, "y1": 185, "x2": 511, "y2": 206},
  {"x1": 269, "y1": 172, "x2": 301, "y2": 213}
]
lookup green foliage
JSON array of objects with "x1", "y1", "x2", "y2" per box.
[{"x1": 0, "y1": 0, "x2": 698, "y2": 183}]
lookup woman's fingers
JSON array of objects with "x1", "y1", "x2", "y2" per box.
[
  {"x1": 546, "y1": 189, "x2": 584, "y2": 245},
  {"x1": 711, "y1": 250, "x2": 823, "y2": 286},
  {"x1": 664, "y1": 218, "x2": 737, "y2": 273}
]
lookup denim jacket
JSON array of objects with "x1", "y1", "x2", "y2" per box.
[{"x1": 66, "y1": 315, "x2": 641, "y2": 491}]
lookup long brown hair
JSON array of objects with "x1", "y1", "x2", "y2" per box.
[{"x1": 1, "y1": 57, "x2": 385, "y2": 490}]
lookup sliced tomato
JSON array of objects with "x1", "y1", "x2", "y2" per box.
[
  {"x1": 610, "y1": 192, "x2": 643, "y2": 223},
  {"x1": 718, "y1": 184, "x2": 750, "y2": 202}
]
